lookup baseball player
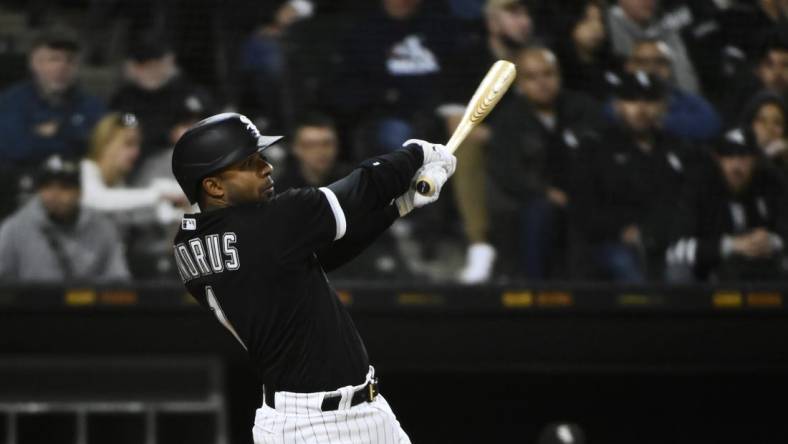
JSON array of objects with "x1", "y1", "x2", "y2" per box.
[{"x1": 170, "y1": 113, "x2": 455, "y2": 443}]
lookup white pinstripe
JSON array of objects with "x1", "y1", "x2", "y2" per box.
[{"x1": 252, "y1": 367, "x2": 410, "y2": 444}]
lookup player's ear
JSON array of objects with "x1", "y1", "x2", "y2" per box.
[{"x1": 201, "y1": 175, "x2": 225, "y2": 200}]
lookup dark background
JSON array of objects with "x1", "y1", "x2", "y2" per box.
[{"x1": 2, "y1": 282, "x2": 786, "y2": 444}]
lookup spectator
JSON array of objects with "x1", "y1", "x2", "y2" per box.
[
  {"x1": 275, "y1": 112, "x2": 411, "y2": 280},
  {"x1": 133, "y1": 96, "x2": 209, "y2": 188},
  {"x1": 81, "y1": 113, "x2": 186, "y2": 225},
  {"x1": 721, "y1": 29, "x2": 788, "y2": 125},
  {"x1": 718, "y1": 0, "x2": 788, "y2": 64},
  {"x1": 573, "y1": 71, "x2": 694, "y2": 282},
  {"x1": 624, "y1": 39, "x2": 721, "y2": 142},
  {"x1": 276, "y1": 113, "x2": 351, "y2": 190},
  {"x1": 234, "y1": 0, "x2": 318, "y2": 132},
  {"x1": 452, "y1": 0, "x2": 538, "y2": 283},
  {"x1": 110, "y1": 33, "x2": 214, "y2": 160},
  {"x1": 607, "y1": 0, "x2": 701, "y2": 93},
  {"x1": 554, "y1": 0, "x2": 619, "y2": 101},
  {"x1": 0, "y1": 155, "x2": 129, "y2": 282},
  {"x1": 652, "y1": 0, "x2": 726, "y2": 95},
  {"x1": 741, "y1": 91, "x2": 788, "y2": 172},
  {"x1": 486, "y1": 46, "x2": 603, "y2": 280},
  {"x1": 0, "y1": 26, "x2": 105, "y2": 167},
  {"x1": 331, "y1": 0, "x2": 460, "y2": 155},
  {"x1": 131, "y1": 103, "x2": 207, "y2": 280},
  {"x1": 483, "y1": 0, "x2": 536, "y2": 60},
  {"x1": 667, "y1": 128, "x2": 788, "y2": 282}
]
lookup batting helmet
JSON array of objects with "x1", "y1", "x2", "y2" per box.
[{"x1": 172, "y1": 113, "x2": 283, "y2": 204}]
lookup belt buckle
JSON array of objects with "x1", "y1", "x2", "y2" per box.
[{"x1": 368, "y1": 378, "x2": 379, "y2": 401}]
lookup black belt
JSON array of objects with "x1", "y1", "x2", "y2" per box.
[{"x1": 264, "y1": 378, "x2": 379, "y2": 411}]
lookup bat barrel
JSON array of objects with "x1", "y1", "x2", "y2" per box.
[{"x1": 413, "y1": 60, "x2": 516, "y2": 197}]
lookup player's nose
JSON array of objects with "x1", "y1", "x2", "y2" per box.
[{"x1": 258, "y1": 159, "x2": 273, "y2": 177}]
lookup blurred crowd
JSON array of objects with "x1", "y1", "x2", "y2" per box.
[{"x1": 0, "y1": 0, "x2": 787, "y2": 284}]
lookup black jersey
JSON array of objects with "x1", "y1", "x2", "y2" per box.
[{"x1": 172, "y1": 146, "x2": 422, "y2": 393}]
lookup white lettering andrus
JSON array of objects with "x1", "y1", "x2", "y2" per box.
[{"x1": 174, "y1": 232, "x2": 239, "y2": 283}]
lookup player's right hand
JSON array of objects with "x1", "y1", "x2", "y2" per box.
[
  {"x1": 394, "y1": 163, "x2": 450, "y2": 216},
  {"x1": 403, "y1": 139, "x2": 456, "y2": 174}
]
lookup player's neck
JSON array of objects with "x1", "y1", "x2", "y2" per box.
[{"x1": 201, "y1": 199, "x2": 229, "y2": 213}]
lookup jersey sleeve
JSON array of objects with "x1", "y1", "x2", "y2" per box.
[
  {"x1": 316, "y1": 203, "x2": 399, "y2": 272},
  {"x1": 270, "y1": 187, "x2": 346, "y2": 265}
]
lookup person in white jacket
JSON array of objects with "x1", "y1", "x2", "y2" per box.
[{"x1": 81, "y1": 112, "x2": 187, "y2": 224}]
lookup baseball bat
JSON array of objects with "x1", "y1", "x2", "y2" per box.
[{"x1": 414, "y1": 60, "x2": 517, "y2": 196}]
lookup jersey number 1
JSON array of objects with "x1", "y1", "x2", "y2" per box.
[{"x1": 205, "y1": 285, "x2": 248, "y2": 350}]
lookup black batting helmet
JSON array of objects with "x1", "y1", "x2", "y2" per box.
[{"x1": 172, "y1": 113, "x2": 283, "y2": 204}]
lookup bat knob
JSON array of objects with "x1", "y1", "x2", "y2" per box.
[{"x1": 415, "y1": 178, "x2": 435, "y2": 196}]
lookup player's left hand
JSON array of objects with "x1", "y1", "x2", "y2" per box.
[{"x1": 395, "y1": 163, "x2": 450, "y2": 216}]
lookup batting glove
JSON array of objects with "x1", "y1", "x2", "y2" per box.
[
  {"x1": 394, "y1": 163, "x2": 450, "y2": 216},
  {"x1": 403, "y1": 139, "x2": 456, "y2": 173}
]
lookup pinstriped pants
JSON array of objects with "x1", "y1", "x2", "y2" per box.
[{"x1": 253, "y1": 367, "x2": 411, "y2": 444}]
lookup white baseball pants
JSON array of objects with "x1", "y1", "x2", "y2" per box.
[{"x1": 253, "y1": 367, "x2": 411, "y2": 444}]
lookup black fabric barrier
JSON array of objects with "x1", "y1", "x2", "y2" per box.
[{"x1": 1, "y1": 282, "x2": 787, "y2": 443}]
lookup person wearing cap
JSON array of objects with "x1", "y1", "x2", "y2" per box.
[
  {"x1": 624, "y1": 38, "x2": 721, "y2": 142},
  {"x1": 0, "y1": 25, "x2": 106, "y2": 167},
  {"x1": 0, "y1": 155, "x2": 129, "y2": 282},
  {"x1": 485, "y1": 45, "x2": 603, "y2": 280},
  {"x1": 169, "y1": 112, "x2": 455, "y2": 442},
  {"x1": 666, "y1": 127, "x2": 788, "y2": 282},
  {"x1": 109, "y1": 32, "x2": 214, "y2": 160},
  {"x1": 572, "y1": 70, "x2": 695, "y2": 282}
]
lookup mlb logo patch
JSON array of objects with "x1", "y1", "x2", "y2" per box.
[{"x1": 182, "y1": 218, "x2": 197, "y2": 231}]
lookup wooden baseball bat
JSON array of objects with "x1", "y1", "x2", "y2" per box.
[{"x1": 414, "y1": 60, "x2": 517, "y2": 196}]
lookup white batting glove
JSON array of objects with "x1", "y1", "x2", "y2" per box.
[
  {"x1": 394, "y1": 163, "x2": 450, "y2": 216},
  {"x1": 403, "y1": 139, "x2": 456, "y2": 172}
]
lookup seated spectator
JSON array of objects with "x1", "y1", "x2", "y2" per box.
[
  {"x1": 452, "y1": 0, "x2": 538, "y2": 283},
  {"x1": 133, "y1": 97, "x2": 209, "y2": 187},
  {"x1": 650, "y1": 1, "x2": 727, "y2": 97},
  {"x1": 721, "y1": 30, "x2": 788, "y2": 125},
  {"x1": 607, "y1": 0, "x2": 700, "y2": 93},
  {"x1": 128, "y1": 103, "x2": 208, "y2": 279},
  {"x1": 276, "y1": 113, "x2": 351, "y2": 190},
  {"x1": 666, "y1": 128, "x2": 788, "y2": 282},
  {"x1": 235, "y1": 0, "x2": 317, "y2": 131},
  {"x1": 486, "y1": 46, "x2": 603, "y2": 280},
  {"x1": 573, "y1": 71, "x2": 694, "y2": 282},
  {"x1": 741, "y1": 91, "x2": 788, "y2": 172},
  {"x1": 274, "y1": 112, "x2": 411, "y2": 280},
  {"x1": 81, "y1": 113, "x2": 186, "y2": 225},
  {"x1": 483, "y1": 0, "x2": 536, "y2": 60},
  {"x1": 554, "y1": 0, "x2": 619, "y2": 101},
  {"x1": 623, "y1": 39, "x2": 721, "y2": 142},
  {"x1": 110, "y1": 34, "x2": 214, "y2": 160},
  {"x1": 718, "y1": 0, "x2": 788, "y2": 65},
  {"x1": 331, "y1": 0, "x2": 461, "y2": 155},
  {"x1": 0, "y1": 155, "x2": 129, "y2": 282},
  {"x1": 0, "y1": 26, "x2": 105, "y2": 167}
]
